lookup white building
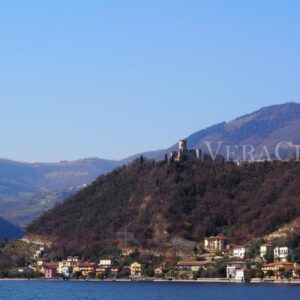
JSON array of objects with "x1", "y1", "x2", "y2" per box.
[
  {"x1": 99, "y1": 259, "x2": 113, "y2": 267},
  {"x1": 260, "y1": 244, "x2": 273, "y2": 260},
  {"x1": 226, "y1": 261, "x2": 248, "y2": 279},
  {"x1": 274, "y1": 247, "x2": 293, "y2": 262},
  {"x1": 233, "y1": 245, "x2": 250, "y2": 259},
  {"x1": 235, "y1": 269, "x2": 249, "y2": 281}
]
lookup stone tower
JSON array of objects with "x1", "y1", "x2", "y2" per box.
[{"x1": 179, "y1": 140, "x2": 187, "y2": 152}]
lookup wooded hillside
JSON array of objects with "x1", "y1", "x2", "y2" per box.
[{"x1": 27, "y1": 158, "x2": 300, "y2": 259}]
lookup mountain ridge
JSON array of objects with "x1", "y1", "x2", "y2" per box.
[
  {"x1": 134, "y1": 102, "x2": 300, "y2": 160},
  {"x1": 1, "y1": 102, "x2": 300, "y2": 226}
]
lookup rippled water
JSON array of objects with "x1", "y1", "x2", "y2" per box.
[{"x1": 0, "y1": 281, "x2": 299, "y2": 300}]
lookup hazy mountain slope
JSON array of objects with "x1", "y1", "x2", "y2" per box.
[
  {"x1": 2, "y1": 102, "x2": 300, "y2": 225},
  {"x1": 189, "y1": 102, "x2": 300, "y2": 150},
  {"x1": 27, "y1": 158, "x2": 300, "y2": 259},
  {"x1": 0, "y1": 158, "x2": 122, "y2": 225},
  {"x1": 136, "y1": 102, "x2": 300, "y2": 160},
  {"x1": 0, "y1": 217, "x2": 24, "y2": 240}
]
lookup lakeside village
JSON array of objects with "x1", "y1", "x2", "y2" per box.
[
  {"x1": 13, "y1": 235, "x2": 300, "y2": 283},
  {"x1": 5, "y1": 140, "x2": 300, "y2": 283}
]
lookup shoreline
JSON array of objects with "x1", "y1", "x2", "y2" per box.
[{"x1": 0, "y1": 278, "x2": 300, "y2": 285}]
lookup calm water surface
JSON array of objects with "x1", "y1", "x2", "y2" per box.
[{"x1": 0, "y1": 281, "x2": 299, "y2": 300}]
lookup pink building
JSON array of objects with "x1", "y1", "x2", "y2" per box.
[{"x1": 44, "y1": 263, "x2": 58, "y2": 279}]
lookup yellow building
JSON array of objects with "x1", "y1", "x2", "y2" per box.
[
  {"x1": 58, "y1": 256, "x2": 80, "y2": 274},
  {"x1": 130, "y1": 262, "x2": 142, "y2": 277},
  {"x1": 36, "y1": 258, "x2": 49, "y2": 272},
  {"x1": 79, "y1": 262, "x2": 97, "y2": 277}
]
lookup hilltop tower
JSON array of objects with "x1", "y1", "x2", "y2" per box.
[
  {"x1": 179, "y1": 140, "x2": 187, "y2": 152},
  {"x1": 169, "y1": 140, "x2": 202, "y2": 162}
]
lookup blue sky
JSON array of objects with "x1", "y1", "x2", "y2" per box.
[{"x1": 0, "y1": 1, "x2": 300, "y2": 162}]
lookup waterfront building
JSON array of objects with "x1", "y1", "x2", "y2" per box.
[
  {"x1": 130, "y1": 262, "x2": 142, "y2": 277},
  {"x1": 44, "y1": 263, "x2": 59, "y2": 279},
  {"x1": 226, "y1": 261, "x2": 248, "y2": 279},
  {"x1": 99, "y1": 259, "x2": 113, "y2": 267},
  {"x1": 292, "y1": 264, "x2": 300, "y2": 278},
  {"x1": 58, "y1": 256, "x2": 80, "y2": 274},
  {"x1": 97, "y1": 259, "x2": 118, "y2": 276},
  {"x1": 262, "y1": 262, "x2": 294, "y2": 279},
  {"x1": 235, "y1": 268, "x2": 250, "y2": 281},
  {"x1": 79, "y1": 262, "x2": 97, "y2": 277}
]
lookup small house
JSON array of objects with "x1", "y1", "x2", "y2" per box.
[
  {"x1": 233, "y1": 245, "x2": 250, "y2": 259},
  {"x1": 226, "y1": 261, "x2": 248, "y2": 279},
  {"x1": 44, "y1": 263, "x2": 59, "y2": 279}
]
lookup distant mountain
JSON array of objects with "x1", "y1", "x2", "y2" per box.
[
  {"x1": 0, "y1": 217, "x2": 24, "y2": 240},
  {"x1": 0, "y1": 158, "x2": 121, "y2": 225},
  {"x1": 136, "y1": 102, "x2": 300, "y2": 160}
]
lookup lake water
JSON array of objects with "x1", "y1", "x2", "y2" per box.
[{"x1": 0, "y1": 281, "x2": 299, "y2": 300}]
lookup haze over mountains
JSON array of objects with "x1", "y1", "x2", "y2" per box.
[
  {"x1": 0, "y1": 217, "x2": 24, "y2": 241},
  {"x1": 135, "y1": 102, "x2": 300, "y2": 160},
  {"x1": 1, "y1": 102, "x2": 300, "y2": 227},
  {"x1": 0, "y1": 158, "x2": 120, "y2": 225}
]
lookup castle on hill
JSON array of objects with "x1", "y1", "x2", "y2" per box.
[{"x1": 169, "y1": 140, "x2": 202, "y2": 162}]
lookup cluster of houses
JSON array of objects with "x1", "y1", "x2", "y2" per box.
[
  {"x1": 169, "y1": 236, "x2": 300, "y2": 282},
  {"x1": 204, "y1": 236, "x2": 293, "y2": 261},
  {"x1": 20, "y1": 235, "x2": 299, "y2": 281},
  {"x1": 30, "y1": 256, "x2": 144, "y2": 279},
  {"x1": 200, "y1": 236, "x2": 299, "y2": 281},
  {"x1": 167, "y1": 259, "x2": 300, "y2": 282}
]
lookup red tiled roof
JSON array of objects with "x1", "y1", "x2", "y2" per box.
[
  {"x1": 44, "y1": 262, "x2": 59, "y2": 269},
  {"x1": 227, "y1": 261, "x2": 247, "y2": 265},
  {"x1": 263, "y1": 262, "x2": 293, "y2": 268},
  {"x1": 233, "y1": 245, "x2": 247, "y2": 248},
  {"x1": 79, "y1": 262, "x2": 97, "y2": 268},
  {"x1": 261, "y1": 244, "x2": 272, "y2": 247}
]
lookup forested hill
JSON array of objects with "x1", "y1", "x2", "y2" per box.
[
  {"x1": 27, "y1": 158, "x2": 300, "y2": 258},
  {"x1": 3, "y1": 102, "x2": 300, "y2": 226}
]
